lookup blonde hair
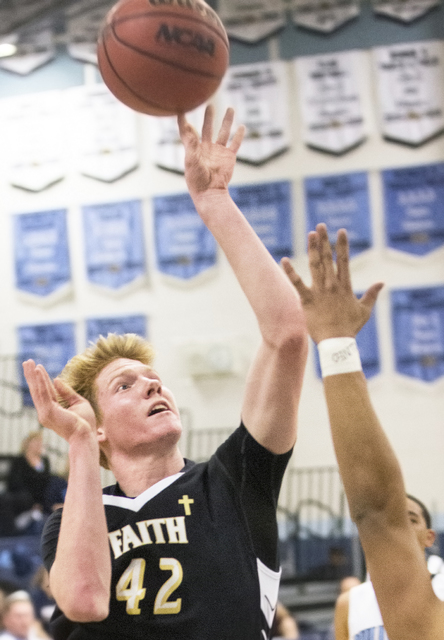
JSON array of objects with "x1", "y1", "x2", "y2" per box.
[
  {"x1": 3, "y1": 591, "x2": 33, "y2": 615},
  {"x1": 59, "y1": 333, "x2": 155, "y2": 468},
  {"x1": 20, "y1": 431, "x2": 42, "y2": 454}
]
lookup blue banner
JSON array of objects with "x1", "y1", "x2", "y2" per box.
[
  {"x1": 83, "y1": 200, "x2": 146, "y2": 289},
  {"x1": 18, "y1": 322, "x2": 76, "y2": 405},
  {"x1": 229, "y1": 181, "x2": 294, "y2": 261},
  {"x1": 87, "y1": 315, "x2": 147, "y2": 345},
  {"x1": 154, "y1": 193, "x2": 217, "y2": 279},
  {"x1": 391, "y1": 286, "x2": 444, "y2": 382},
  {"x1": 14, "y1": 209, "x2": 70, "y2": 297},
  {"x1": 304, "y1": 172, "x2": 372, "y2": 257},
  {"x1": 382, "y1": 163, "x2": 444, "y2": 256},
  {"x1": 315, "y1": 299, "x2": 380, "y2": 379}
]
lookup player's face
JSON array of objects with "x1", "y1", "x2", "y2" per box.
[
  {"x1": 95, "y1": 358, "x2": 182, "y2": 456},
  {"x1": 406, "y1": 498, "x2": 435, "y2": 550},
  {"x1": 26, "y1": 434, "x2": 43, "y2": 458}
]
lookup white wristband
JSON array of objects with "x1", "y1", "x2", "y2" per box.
[{"x1": 317, "y1": 337, "x2": 362, "y2": 378}]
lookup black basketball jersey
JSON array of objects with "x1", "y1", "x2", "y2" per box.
[{"x1": 41, "y1": 423, "x2": 292, "y2": 640}]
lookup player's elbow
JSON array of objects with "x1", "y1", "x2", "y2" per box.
[
  {"x1": 273, "y1": 324, "x2": 308, "y2": 359},
  {"x1": 351, "y1": 499, "x2": 398, "y2": 535},
  {"x1": 59, "y1": 587, "x2": 110, "y2": 622}
]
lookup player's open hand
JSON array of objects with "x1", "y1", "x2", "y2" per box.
[
  {"x1": 23, "y1": 360, "x2": 98, "y2": 446},
  {"x1": 281, "y1": 224, "x2": 384, "y2": 344},
  {"x1": 178, "y1": 105, "x2": 245, "y2": 199}
]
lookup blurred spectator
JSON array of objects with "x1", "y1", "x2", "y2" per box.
[
  {"x1": 271, "y1": 602, "x2": 299, "y2": 639},
  {"x1": 301, "y1": 546, "x2": 351, "y2": 582},
  {"x1": 29, "y1": 567, "x2": 55, "y2": 635},
  {"x1": 0, "y1": 590, "x2": 49, "y2": 639},
  {"x1": 6, "y1": 432, "x2": 66, "y2": 535}
]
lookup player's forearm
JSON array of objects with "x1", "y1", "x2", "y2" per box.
[
  {"x1": 193, "y1": 190, "x2": 306, "y2": 344},
  {"x1": 50, "y1": 432, "x2": 111, "y2": 622},
  {"x1": 323, "y1": 371, "x2": 406, "y2": 525}
]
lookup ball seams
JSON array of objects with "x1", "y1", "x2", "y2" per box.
[
  {"x1": 99, "y1": 31, "x2": 178, "y2": 114},
  {"x1": 110, "y1": 10, "x2": 229, "y2": 50},
  {"x1": 105, "y1": 21, "x2": 226, "y2": 79}
]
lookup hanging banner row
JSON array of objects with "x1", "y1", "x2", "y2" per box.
[
  {"x1": 218, "y1": 0, "x2": 443, "y2": 42},
  {"x1": 16, "y1": 281, "x2": 444, "y2": 395},
  {"x1": 13, "y1": 166, "x2": 444, "y2": 302},
  {"x1": 18, "y1": 315, "x2": 147, "y2": 405},
  {"x1": 0, "y1": 0, "x2": 440, "y2": 71},
  {"x1": 1, "y1": 40, "x2": 444, "y2": 191}
]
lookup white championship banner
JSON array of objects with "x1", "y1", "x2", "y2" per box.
[
  {"x1": 0, "y1": 90, "x2": 66, "y2": 191},
  {"x1": 67, "y1": 84, "x2": 139, "y2": 182},
  {"x1": 291, "y1": 0, "x2": 360, "y2": 32},
  {"x1": 295, "y1": 50, "x2": 366, "y2": 154},
  {"x1": 218, "y1": 0, "x2": 286, "y2": 43},
  {"x1": 0, "y1": 20, "x2": 55, "y2": 75},
  {"x1": 220, "y1": 61, "x2": 291, "y2": 165},
  {"x1": 372, "y1": 0, "x2": 441, "y2": 22},
  {"x1": 150, "y1": 104, "x2": 206, "y2": 174},
  {"x1": 373, "y1": 40, "x2": 444, "y2": 146}
]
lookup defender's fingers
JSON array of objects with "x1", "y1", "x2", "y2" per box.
[
  {"x1": 281, "y1": 257, "x2": 311, "y2": 301},
  {"x1": 307, "y1": 231, "x2": 324, "y2": 289},
  {"x1": 201, "y1": 104, "x2": 214, "y2": 143},
  {"x1": 216, "y1": 107, "x2": 235, "y2": 146},
  {"x1": 359, "y1": 282, "x2": 384, "y2": 314},
  {"x1": 317, "y1": 224, "x2": 335, "y2": 289},
  {"x1": 336, "y1": 228, "x2": 352, "y2": 290},
  {"x1": 228, "y1": 124, "x2": 245, "y2": 155}
]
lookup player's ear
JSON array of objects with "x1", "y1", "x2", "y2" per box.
[
  {"x1": 425, "y1": 529, "x2": 436, "y2": 548},
  {"x1": 97, "y1": 426, "x2": 106, "y2": 443}
]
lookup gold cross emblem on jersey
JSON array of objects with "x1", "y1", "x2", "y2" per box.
[{"x1": 178, "y1": 494, "x2": 194, "y2": 515}]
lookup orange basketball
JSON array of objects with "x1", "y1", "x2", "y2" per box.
[{"x1": 97, "y1": 0, "x2": 229, "y2": 116}]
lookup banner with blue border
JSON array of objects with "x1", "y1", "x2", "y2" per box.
[
  {"x1": 154, "y1": 193, "x2": 217, "y2": 279},
  {"x1": 382, "y1": 163, "x2": 444, "y2": 256},
  {"x1": 14, "y1": 209, "x2": 70, "y2": 298},
  {"x1": 82, "y1": 200, "x2": 146, "y2": 290},
  {"x1": 304, "y1": 172, "x2": 372, "y2": 257},
  {"x1": 86, "y1": 315, "x2": 147, "y2": 345},
  {"x1": 391, "y1": 286, "x2": 444, "y2": 382},
  {"x1": 229, "y1": 181, "x2": 293, "y2": 261},
  {"x1": 18, "y1": 322, "x2": 76, "y2": 405}
]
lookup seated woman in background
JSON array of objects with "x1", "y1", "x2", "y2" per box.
[{"x1": 7, "y1": 431, "x2": 66, "y2": 535}]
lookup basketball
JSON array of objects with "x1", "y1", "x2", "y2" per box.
[{"x1": 97, "y1": 0, "x2": 229, "y2": 116}]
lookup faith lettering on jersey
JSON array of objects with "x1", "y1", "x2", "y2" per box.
[{"x1": 108, "y1": 516, "x2": 189, "y2": 559}]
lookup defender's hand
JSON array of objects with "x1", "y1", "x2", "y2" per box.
[{"x1": 281, "y1": 224, "x2": 383, "y2": 344}]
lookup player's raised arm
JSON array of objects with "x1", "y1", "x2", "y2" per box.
[
  {"x1": 22, "y1": 360, "x2": 111, "y2": 623},
  {"x1": 282, "y1": 224, "x2": 444, "y2": 640},
  {"x1": 178, "y1": 106, "x2": 308, "y2": 454}
]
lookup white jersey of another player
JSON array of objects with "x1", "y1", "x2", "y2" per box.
[{"x1": 349, "y1": 572, "x2": 444, "y2": 640}]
